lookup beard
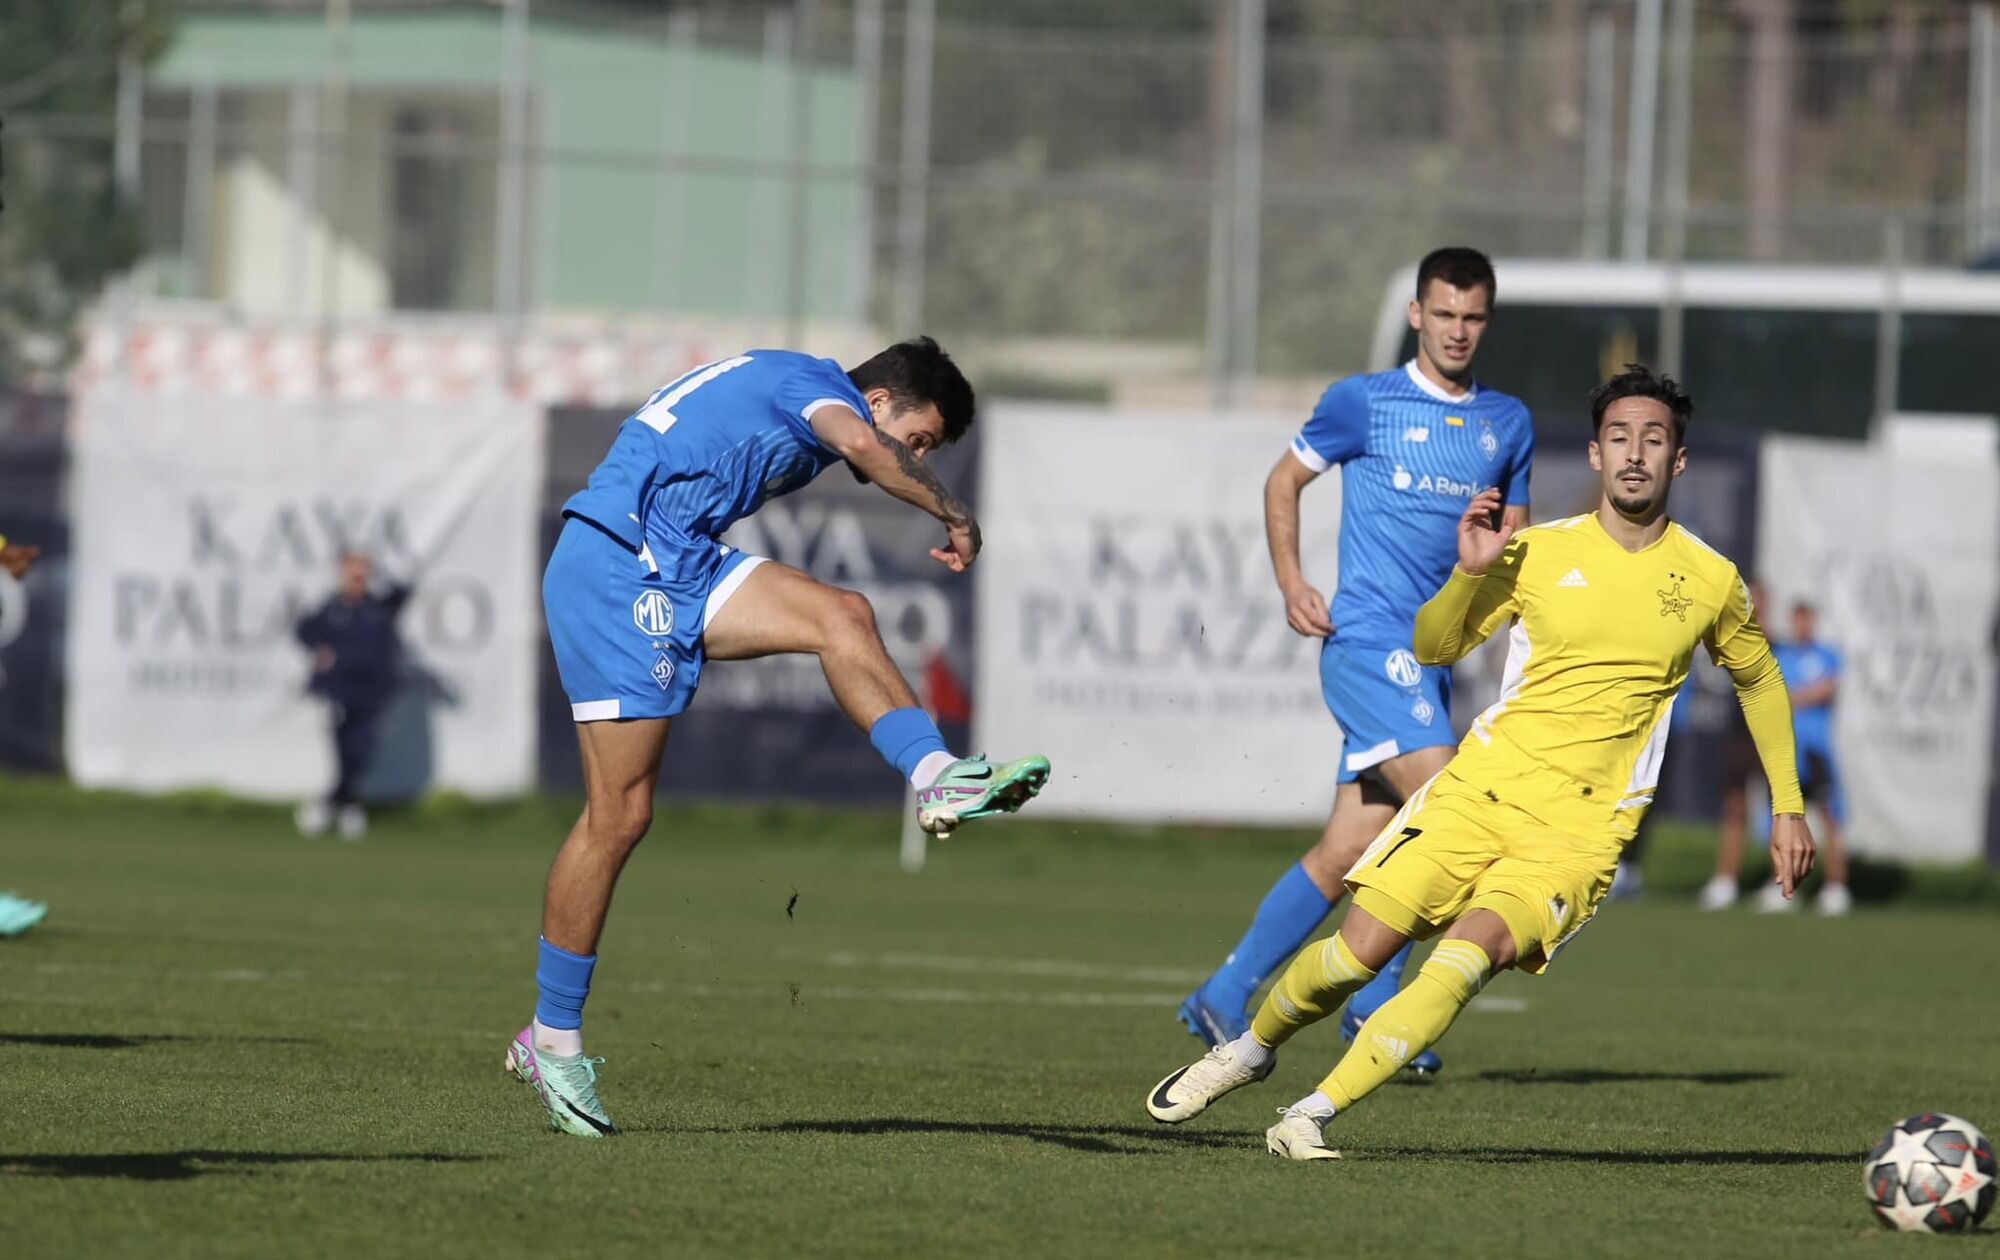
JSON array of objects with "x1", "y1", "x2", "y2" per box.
[{"x1": 1608, "y1": 483, "x2": 1663, "y2": 518}]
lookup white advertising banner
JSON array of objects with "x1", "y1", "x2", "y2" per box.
[
  {"x1": 1758, "y1": 436, "x2": 1999, "y2": 863},
  {"x1": 975, "y1": 405, "x2": 1341, "y2": 824},
  {"x1": 67, "y1": 388, "x2": 544, "y2": 798}
]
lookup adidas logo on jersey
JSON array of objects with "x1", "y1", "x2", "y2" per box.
[{"x1": 1557, "y1": 568, "x2": 1589, "y2": 588}]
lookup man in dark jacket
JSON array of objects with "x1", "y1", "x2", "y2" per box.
[{"x1": 295, "y1": 551, "x2": 410, "y2": 840}]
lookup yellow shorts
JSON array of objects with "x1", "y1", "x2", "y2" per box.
[{"x1": 1344, "y1": 770, "x2": 1620, "y2": 975}]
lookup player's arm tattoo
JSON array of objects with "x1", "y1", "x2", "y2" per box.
[{"x1": 870, "y1": 427, "x2": 980, "y2": 548}]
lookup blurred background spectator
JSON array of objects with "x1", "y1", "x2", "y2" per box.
[{"x1": 294, "y1": 551, "x2": 411, "y2": 841}]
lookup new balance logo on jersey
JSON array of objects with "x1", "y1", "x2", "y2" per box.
[
  {"x1": 1402, "y1": 426, "x2": 1430, "y2": 442},
  {"x1": 1557, "y1": 568, "x2": 1589, "y2": 589}
]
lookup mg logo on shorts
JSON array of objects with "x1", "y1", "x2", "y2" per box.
[
  {"x1": 1384, "y1": 649, "x2": 1422, "y2": 688},
  {"x1": 632, "y1": 590, "x2": 675, "y2": 637}
]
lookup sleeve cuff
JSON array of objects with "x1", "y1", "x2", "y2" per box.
[
  {"x1": 1289, "y1": 435, "x2": 1330, "y2": 473},
  {"x1": 801, "y1": 397, "x2": 860, "y2": 424}
]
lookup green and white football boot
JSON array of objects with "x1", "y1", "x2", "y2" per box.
[
  {"x1": 916, "y1": 754, "x2": 1051, "y2": 838},
  {"x1": 505, "y1": 1027, "x2": 618, "y2": 1138}
]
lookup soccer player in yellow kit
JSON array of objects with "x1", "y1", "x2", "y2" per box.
[{"x1": 1145, "y1": 364, "x2": 1818, "y2": 1160}]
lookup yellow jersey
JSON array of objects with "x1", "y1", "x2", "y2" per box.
[{"x1": 1414, "y1": 511, "x2": 1803, "y2": 842}]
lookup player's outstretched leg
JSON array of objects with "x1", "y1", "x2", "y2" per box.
[
  {"x1": 1339, "y1": 940, "x2": 1443, "y2": 1075},
  {"x1": 706, "y1": 563, "x2": 1048, "y2": 838}
]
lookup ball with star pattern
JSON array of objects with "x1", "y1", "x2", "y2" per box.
[{"x1": 1862, "y1": 1113, "x2": 1996, "y2": 1233}]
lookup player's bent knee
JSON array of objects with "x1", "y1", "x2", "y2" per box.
[
  {"x1": 585, "y1": 788, "x2": 654, "y2": 847},
  {"x1": 1445, "y1": 908, "x2": 1521, "y2": 971},
  {"x1": 825, "y1": 588, "x2": 882, "y2": 647}
]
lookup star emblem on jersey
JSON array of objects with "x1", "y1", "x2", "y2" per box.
[
  {"x1": 1657, "y1": 573, "x2": 1693, "y2": 621},
  {"x1": 650, "y1": 653, "x2": 676, "y2": 691}
]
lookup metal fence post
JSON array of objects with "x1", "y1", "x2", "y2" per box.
[
  {"x1": 1582, "y1": 9, "x2": 1617, "y2": 259},
  {"x1": 891, "y1": 0, "x2": 935, "y2": 336},
  {"x1": 1973, "y1": 2, "x2": 1997, "y2": 258},
  {"x1": 1622, "y1": 0, "x2": 1662, "y2": 261}
]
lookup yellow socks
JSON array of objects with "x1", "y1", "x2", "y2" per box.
[
  {"x1": 1323, "y1": 938, "x2": 1491, "y2": 1110},
  {"x1": 1249, "y1": 933, "x2": 1378, "y2": 1048}
]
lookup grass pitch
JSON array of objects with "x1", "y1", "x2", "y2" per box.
[{"x1": 3, "y1": 776, "x2": 1995, "y2": 1258}]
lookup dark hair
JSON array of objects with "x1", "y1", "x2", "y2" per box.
[
  {"x1": 1415, "y1": 246, "x2": 1497, "y2": 303},
  {"x1": 848, "y1": 336, "x2": 976, "y2": 444},
  {"x1": 1590, "y1": 362, "x2": 1692, "y2": 445}
]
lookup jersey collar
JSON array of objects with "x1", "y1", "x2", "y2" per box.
[
  {"x1": 1585, "y1": 507, "x2": 1678, "y2": 555},
  {"x1": 1404, "y1": 360, "x2": 1477, "y2": 404}
]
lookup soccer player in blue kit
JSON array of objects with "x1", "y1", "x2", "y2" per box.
[
  {"x1": 1768, "y1": 599, "x2": 1852, "y2": 915},
  {"x1": 509, "y1": 338, "x2": 1050, "y2": 1136},
  {"x1": 1177, "y1": 249, "x2": 1535, "y2": 1072}
]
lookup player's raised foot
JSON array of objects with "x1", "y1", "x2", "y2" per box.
[
  {"x1": 1146, "y1": 1037, "x2": 1273, "y2": 1123},
  {"x1": 1339, "y1": 1006, "x2": 1442, "y2": 1076},
  {"x1": 0, "y1": 892, "x2": 49, "y2": 939},
  {"x1": 916, "y1": 754, "x2": 1050, "y2": 838},
  {"x1": 1176, "y1": 985, "x2": 1248, "y2": 1047},
  {"x1": 1265, "y1": 1108, "x2": 1342, "y2": 1162},
  {"x1": 504, "y1": 1026, "x2": 618, "y2": 1138}
]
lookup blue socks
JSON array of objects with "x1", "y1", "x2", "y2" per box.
[
  {"x1": 534, "y1": 937, "x2": 596, "y2": 1031},
  {"x1": 1202, "y1": 862, "x2": 1335, "y2": 1012},
  {"x1": 1346, "y1": 938, "x2": 1416, "y2": 1022},
  {"x1": 868, "y1": 707, "x2": 949, "y2": 781}
]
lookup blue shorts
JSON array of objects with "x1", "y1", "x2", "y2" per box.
[
  {"x1": 543, "y1": 515, "x2": 766, "y2": 721},
  {"x1": 1319, "y1": 638, "x2": 1454, "y2": 784},
  {"x1": 1796, "y1": 728, "x2": 1849, "y2": 825}
]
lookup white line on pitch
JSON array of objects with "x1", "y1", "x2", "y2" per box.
[
  {"x1": 820, "y1": 950, "x2": 1210, "y2": 985},
  {"x1": 20, "y1": 959, "x2": 1526, "y2": 1014}
]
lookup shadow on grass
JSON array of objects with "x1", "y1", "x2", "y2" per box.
[
  {"x1": 1473, "y1": 1067, "x2": 1785, "y2": 1087},
  {"x1": 1366, "y1": 1144, "x2": 1857, "y2": 1166},
  {"x1": 663, "y1": 1118, "x2": 1248, "y2": 1155},
  {"x1": 665, "y1": 1118, "x2": 1863, "y2": 1168},
  {"x1": 0, "y1": 1151, "x2": 485, "y2": 1182},
  {"x1": 0, "y1": 1033, "x2": 317, "y2": 1049}
]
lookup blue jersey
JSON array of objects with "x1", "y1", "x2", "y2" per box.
[
  {"x1": 1291, "y1": 361, "x2": 1534, "y2": 647},
  {"x1": 563, "y1": 350, "x2": 868, "y2": 549},
  {"x1": 1773, "y1": 640, "x2": 1840, "y2": 743}
]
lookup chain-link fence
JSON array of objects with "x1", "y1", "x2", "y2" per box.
[{"x1": 3, "y1": 0, "x2": 1996, "y2": 393}]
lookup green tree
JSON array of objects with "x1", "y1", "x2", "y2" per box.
[{"x1": 0, "y1": 0, "x2": 172, "y2": 387}]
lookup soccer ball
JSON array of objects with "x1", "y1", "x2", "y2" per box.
[{"x1": 1862, "y1": 1113, "x2": 1996, "y2": 1233}]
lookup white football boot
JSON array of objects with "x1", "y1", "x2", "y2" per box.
[
  {"x1": 1146, "y1": 1038, "x2": 1273, "y2": 1123},
  {"x1": 1265, "y1": 1108, "x2": 1342, "y2": 1162}
]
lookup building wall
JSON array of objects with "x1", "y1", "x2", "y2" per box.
[{"x1": 152, "y1": 12, "x2": 864, "y2": 324}]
